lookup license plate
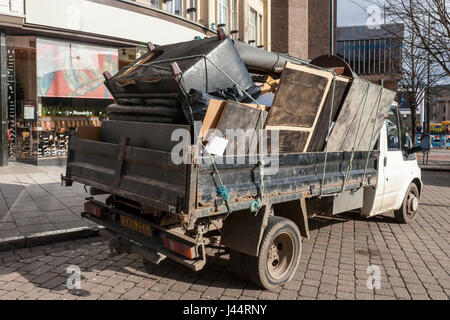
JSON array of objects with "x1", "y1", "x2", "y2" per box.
[{"x1": 120, "y1": 215, "x2": 151, "y2": 236}]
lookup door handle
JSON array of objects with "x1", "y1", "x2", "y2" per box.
[{"x1": 383, "y1": 157, "x2": 387, "y2": 167}]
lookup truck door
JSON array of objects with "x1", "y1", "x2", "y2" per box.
[{"x1": 380, "y1": 106, "x2": 406, "y2": 211}]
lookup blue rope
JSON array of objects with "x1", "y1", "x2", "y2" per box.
[{"x1": 216, "y1": 184, "x2": 231, "y2": 213}]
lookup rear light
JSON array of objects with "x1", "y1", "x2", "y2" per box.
[
  {"x1": 84, "y1": 200, "x2": 108, "y2": 218},
  {"x1": 162, "y1": 236, "x2": 199, "y2": 259}
]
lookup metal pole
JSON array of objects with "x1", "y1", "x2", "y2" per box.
[
  {"x1": 426, "y1": 16, "x2": 431, "y2": 134},
  {"x1": 330, "y1": 0, "x2": 335, "y2": 55},
  {"x1": 0, "y1": 32, "x2": 8, "y2": 166}
]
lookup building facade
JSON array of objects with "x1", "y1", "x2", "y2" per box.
[
  {"x1": 271, "y1": 0, "x2": 336, "y2": 60},
  {"x1": 0, "y1": 0, "x2": 271, "y2": 166},
  {"x1": 430, "y1": 85, "x2": 450, "y2": 124},
  {"x1": 336, "y1": 24, "x2": 404, "y2": 91}
]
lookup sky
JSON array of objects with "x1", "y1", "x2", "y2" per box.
[{"x1": 337, "y1": 0, "x2": 375, "y2": 27}]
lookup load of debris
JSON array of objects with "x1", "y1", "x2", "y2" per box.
[{"x1": 103, "y1": 29, "x2": 395, "y2": 155}]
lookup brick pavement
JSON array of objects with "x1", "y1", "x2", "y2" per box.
[
  {"x1": 0, "y1": 162, "x2": 98, "y2": 244},
  {"x1": 0, "y1": 170, "x2": 448, "y2": 300}
]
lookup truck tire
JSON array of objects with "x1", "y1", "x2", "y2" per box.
[
  {"x1": 394, "y1": 183, "x2": 420, "y2": 224},
  {"x1": 246, "y1": 216, "x2": 302, "y2": 290}
]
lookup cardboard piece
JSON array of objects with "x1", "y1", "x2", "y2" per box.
[
  {"x1": 261, "y1": 75, "x2": 280, "y2": 94},
  {"x1": 200, "y1": 99, "x2": 227, "y2": 140}
]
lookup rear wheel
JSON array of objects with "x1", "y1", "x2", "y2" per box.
[
  {"x1": 394, "y1": 183, "x2": 420, "y2": 224},
  {"x1": 241, "y1": 216, "x2": 302, "y2": 290}
]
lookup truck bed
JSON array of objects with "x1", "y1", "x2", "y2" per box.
[{"x1": 64, "y1": 120, "x2": 378, "y2": 228}]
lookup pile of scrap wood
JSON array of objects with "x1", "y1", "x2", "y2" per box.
[{"x1": 103, "y1": 30, "x2": 396, "y2": 155}]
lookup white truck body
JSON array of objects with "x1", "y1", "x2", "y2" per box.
[{"x1": 362, "y1": 106, "x2": 422, "y2": 218}]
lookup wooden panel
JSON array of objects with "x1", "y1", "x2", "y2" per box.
[
  {"x1": 267, "y1": 130, "x2": 310, "y2": 154},
  {"x1": 307, "y1": 76, "x2": 351, "y2": 152},
  {"x1": 215, "y1": 101, "x2": 268, "y2": 155},
  {"x1": 327, "y1": 78, "x2": 396, "y2": 152},
  {"x1": 266, "y1": 63, "x2": 332, "y2": 128},
  {"x1": 265, "y1": 62, "x2": 334, "y2": 153},
  {"x1": 101, "y1": 120, "x2": 190, "y2": 152}
]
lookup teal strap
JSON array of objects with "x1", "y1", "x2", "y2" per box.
[{"x1": 216, "y1": 185, "x2": 231, "y2": 212}]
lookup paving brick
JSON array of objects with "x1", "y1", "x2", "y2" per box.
[{"x1": 121, "y1": 287, "x2": 147, "y2": 300}]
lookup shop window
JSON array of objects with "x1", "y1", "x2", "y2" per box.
[{"x1": 36, "y1": 38, "x2": 118, "y2": 99}]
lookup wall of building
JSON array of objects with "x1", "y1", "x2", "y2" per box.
[
  {"x1": 129, "y1": 0, "x2": 271, "y2": 49},
  {"x1": 271, "y1": 0, "x2": 334, "y2": 60}
]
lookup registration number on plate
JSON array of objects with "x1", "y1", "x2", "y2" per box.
[{"x1": 120, "y1": 215, "x2": 151, "y2": 236}]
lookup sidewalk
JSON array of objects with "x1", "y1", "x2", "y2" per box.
[
  {"x1": 0, "y1": 162, "x2": 100, "y2": 251},
  {"x1": 417, "y1": 149, "x2": 450, "y2": 172}
]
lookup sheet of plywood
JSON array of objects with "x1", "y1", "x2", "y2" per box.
[
  {"x1": 307, "y1": 75, "x2": 352, "y2": 152},
  {"x1": 327, "y1": 78, "x2": 396, "y2": 152},
  {"x1": 266, "y1": 130, "x2": 310, "y2": 154},
  {"x1": 265, "y1": 62, "x2": 334, "y2": 152},
  {"x1": 215, "y1": 101, "x2": 268, "y2": 155}
]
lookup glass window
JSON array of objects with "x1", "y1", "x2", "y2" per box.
[
  {"x1": 36, "y1": 38, "x2": 118, "y2": 99},
  {"x1": 165, "y1": 0, "x2": 182, "y2": 16},
  {"x1": 230, "y1": 0, "x2": 237, "y2": 31},
  {"x1": 386, "y1": 108, "x2": 400, "y2": 149},
  {"x1": 249, "y1": 8, "x2": 257, "y2": 46},
  {"x1": 151, "y1": 0, "x2": 159, "y2": 8},
  {"x1": 218, "y1": 0, "x2": 228, "y2": 33},
  {"x1": 258, "y1": 14, "x2": 263, "y2": 47},
  {"x1": 188, "y1": 0, "x2": 196, "y2": 21}
]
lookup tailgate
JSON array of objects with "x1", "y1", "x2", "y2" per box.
[{"x1": 65, "y1": 121, "x2": 190, "y2": 213}]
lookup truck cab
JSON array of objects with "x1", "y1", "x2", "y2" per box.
[{"x1": 362, "y1": 104, "x2": 422, "y2": 223}]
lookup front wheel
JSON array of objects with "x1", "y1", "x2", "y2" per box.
[
  {"x1": 246, "y1": 216, "x2": 302, "y2": 290},
  {"x1": 394, "y1": 183, "x2": 420, "y2": 223}
]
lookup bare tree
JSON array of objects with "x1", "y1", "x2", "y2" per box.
[{"x1": 352, "y1": 0, "x2": 449, "y2": 144}]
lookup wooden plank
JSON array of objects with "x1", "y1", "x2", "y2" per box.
[
  {"x1": 327, "y1": 78, "x2": 396, "y2": 152},
  {"x1": 215, "y1": 101, "x2": 268, "y2": 155},
  {"x1": 265, "y1": 62, "x2": 334, "y2": 152},
  {"x1": 267, "y1": 130, "x2": 310, "y2": 154},
  {"x1": 307, "y1": 75, "x2": 351, "y2": 152},
  {"x1": 101, "y1": 120, "x2": 190, "y2": 152}
]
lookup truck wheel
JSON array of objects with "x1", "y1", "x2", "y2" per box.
[
  {"x1": 394, "y1": 183, "x2": 420, "y2": 224},
  {"x1": 246, "y1": 216, "x2": 302, "y2": 290}
]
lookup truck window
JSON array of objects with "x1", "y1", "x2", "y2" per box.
[{"x1": 386, "y1": 109, "x2": 400, "y2": 150}]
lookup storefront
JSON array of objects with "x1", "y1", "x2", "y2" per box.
[{"x1": 6, "y1": 36, "x2": 120, "y2": 165}]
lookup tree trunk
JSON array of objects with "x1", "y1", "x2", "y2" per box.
[{"x1": 410, "y1": 103, "x2": 417, "y2": 146}]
